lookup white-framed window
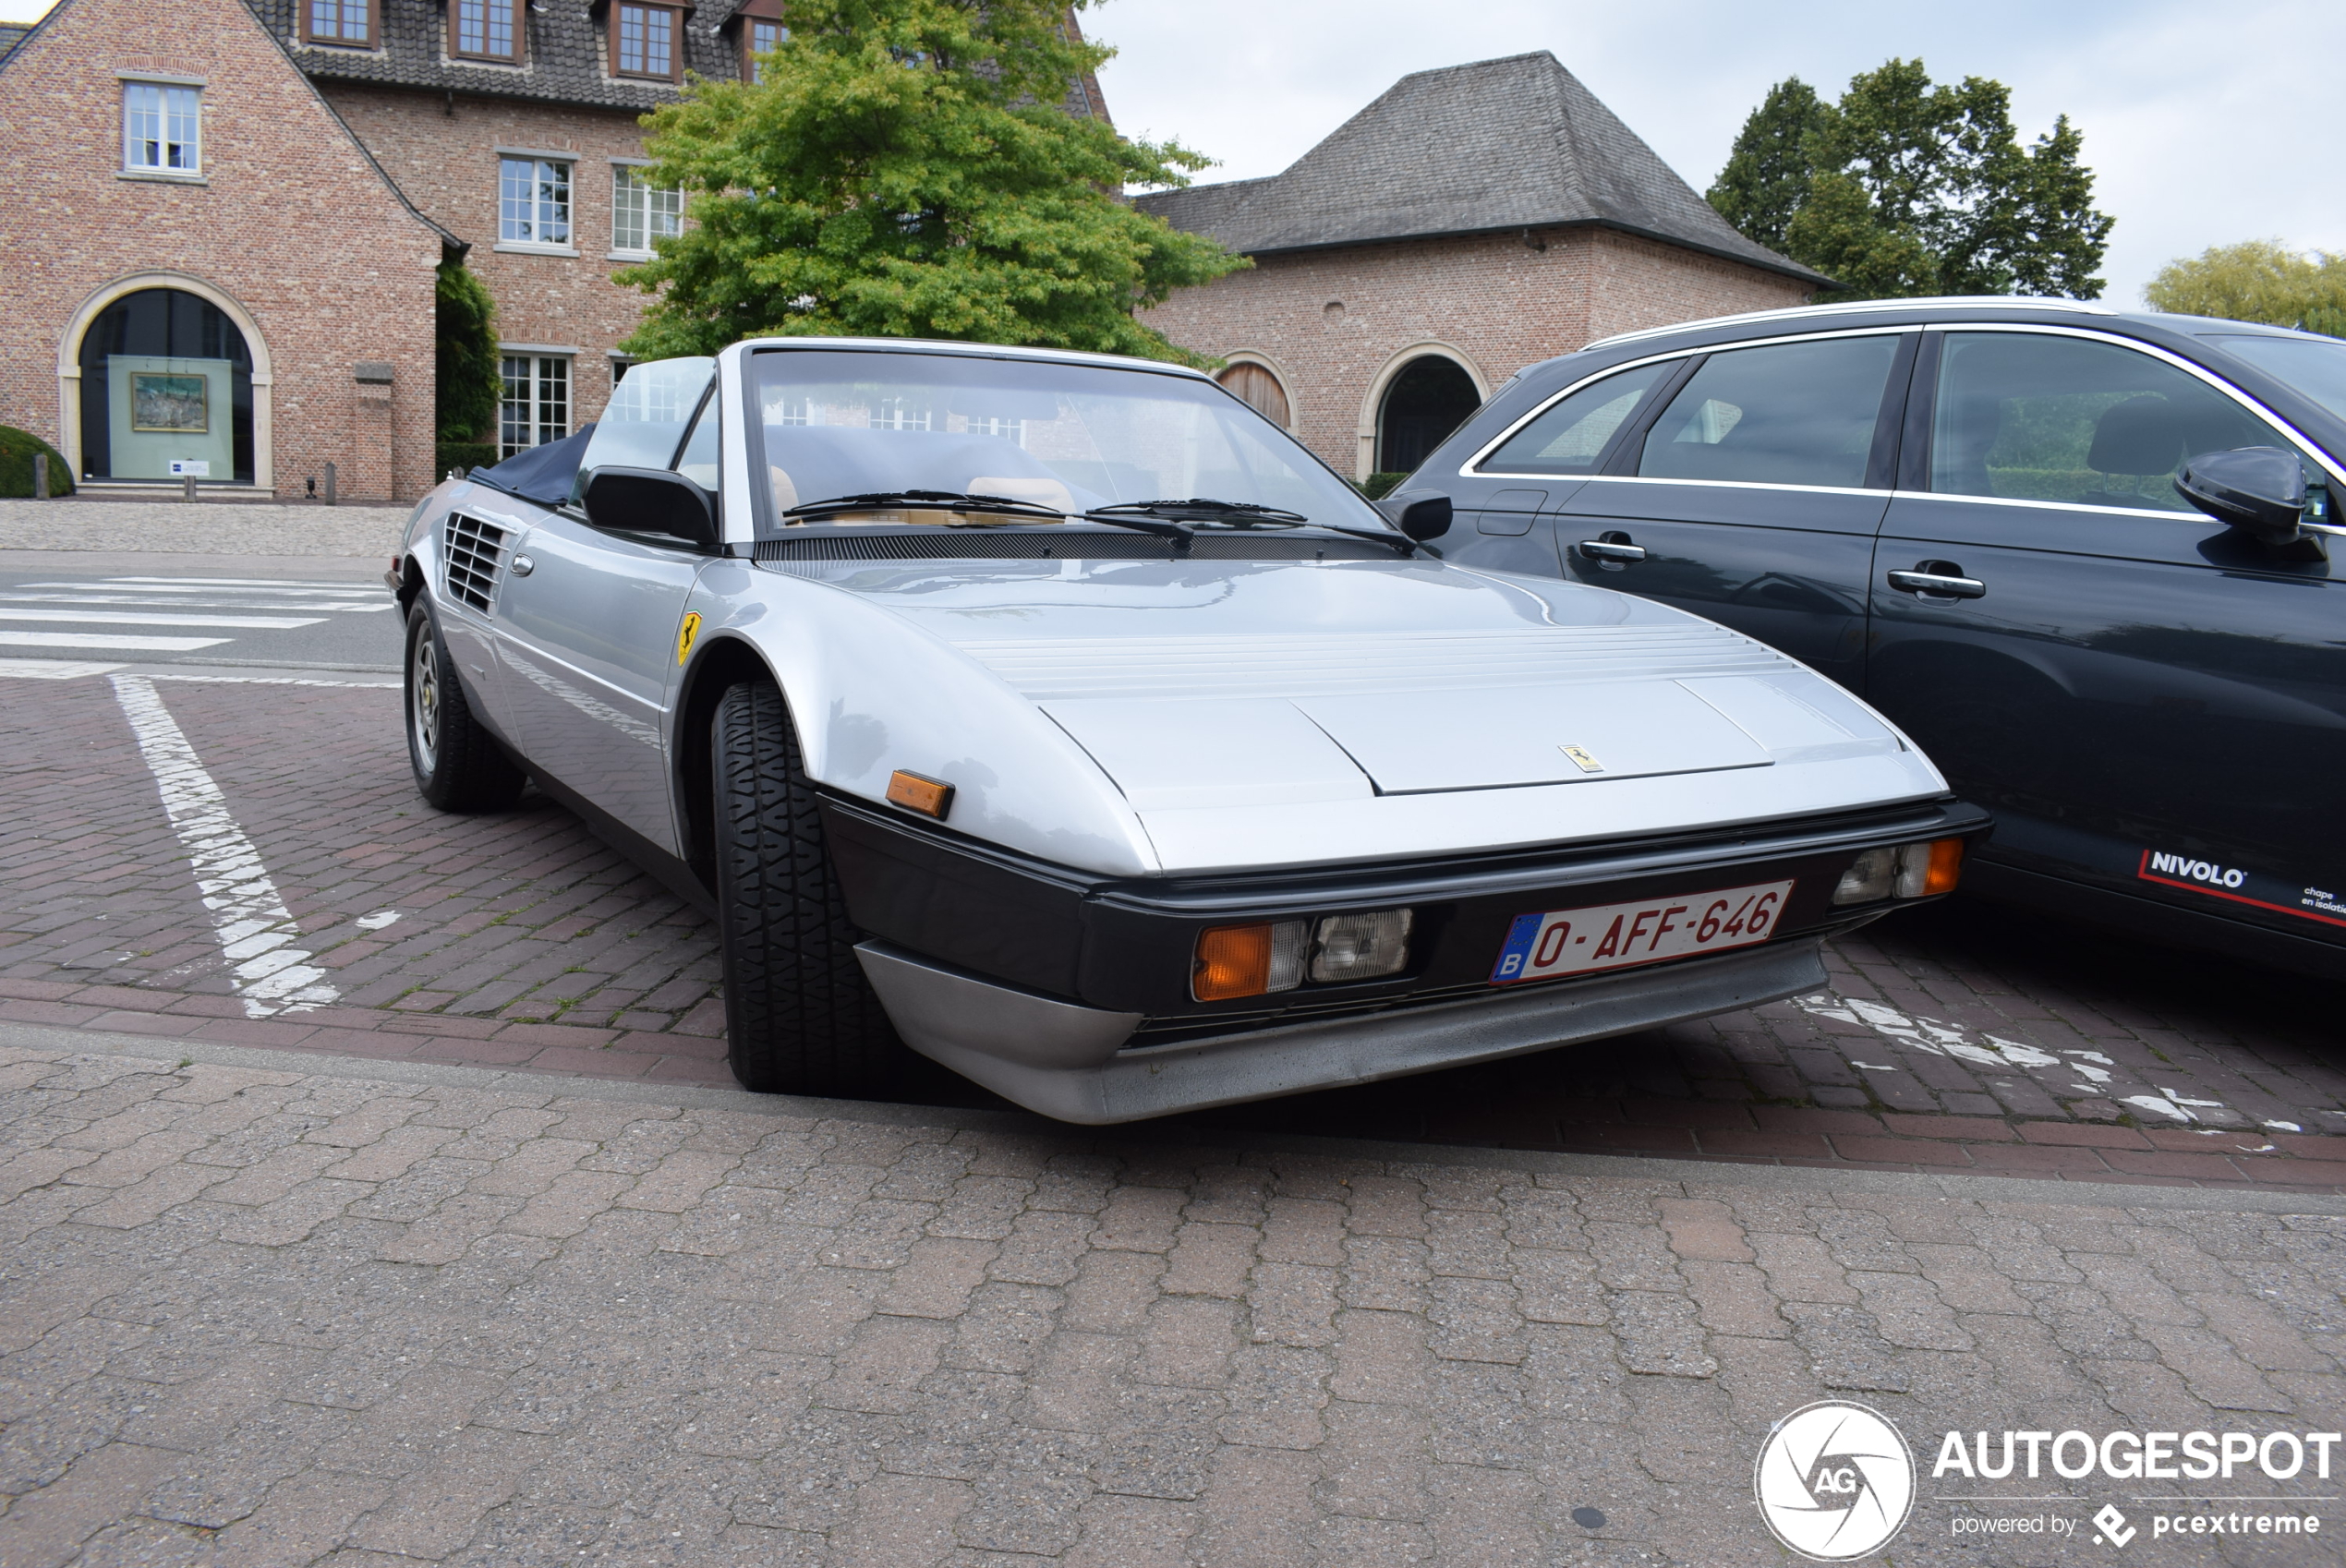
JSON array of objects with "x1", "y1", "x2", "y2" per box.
[
  {"x1": 967, "y1": 416, "x2": 1024, "y2": 444},
  {"x1": 611, "y1": 164, "x2": 683, "y2": 257},
  {"x1": 124, "y1": 83, "x2": 200, "y2": 175},
  {"x1": 501, "y1": 355, "x2": 571, "y2": 457},
  {"x1": 873, "y1": 397, "x2": 930, "y2": 431},
  {"x1": 500, "y1": 157, "x2": 572, "y2": 246}
]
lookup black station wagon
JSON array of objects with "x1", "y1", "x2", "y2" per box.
[{"x1": 1391, "y1": 298, "x2": 2346, "y2": 979}]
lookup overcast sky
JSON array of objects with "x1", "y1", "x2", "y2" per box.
[{"x1": 6, "y1": 0, "x2": 2336, "y2": 305}]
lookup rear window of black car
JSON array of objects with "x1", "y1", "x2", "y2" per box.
[
  {"x1": 1639, "y1": 335, "x2": 1900, "y2": 488},
  {"x1": 1476, "y1": 361, "x2": 1671, "y2": 475}
]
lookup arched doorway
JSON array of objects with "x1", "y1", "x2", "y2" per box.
[
  {"x1": 1216, "y1": 361, "x2": 1291, "y2": 428},
  {"x1": 75, "y1": 287, "x2": 257, "y2": 486},
  {"x1": 1376, "y1": 355, "x2": 1480, "y2": 476}
]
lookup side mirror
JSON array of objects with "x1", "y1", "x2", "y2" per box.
[
  {"x1": 1376, "y1": 489, "x2": 1453, "y2": 541},
  {"x1": 581, "y1": 465, "x2": 720, "y2": 550},
  {"x1": 2175, "y1": 447, "x2": 2305, "y2": 547}
]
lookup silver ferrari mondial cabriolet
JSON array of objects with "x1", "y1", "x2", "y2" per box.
[{"x1": 392, "y1": 339, "x2": 1986, "y2": 1123}]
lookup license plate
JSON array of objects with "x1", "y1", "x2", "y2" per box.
[{"x1": 1489, "y1": 879, "x2": 1795, "y2": 985}]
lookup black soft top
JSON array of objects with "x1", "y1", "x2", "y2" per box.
[{"x1": 469, "y1": 424, "x2": 595, "y2": 506}]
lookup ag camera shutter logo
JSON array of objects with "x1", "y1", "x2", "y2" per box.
[{"x1": 1755, "y1": 1401, "x2": 1917, "y2": 1560}]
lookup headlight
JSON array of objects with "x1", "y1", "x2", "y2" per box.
[
  {"x1": 1191, "y1": 908, "x2": 1415, "y2": 999},
  {"x1": 1833, "y1": 838, "x2": 1965, "y2": 905},
  {"x1": 1310, "y1": 909, "x2": 1413, "y2": 983}
]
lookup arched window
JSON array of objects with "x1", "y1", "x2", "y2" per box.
[
  {"x1": 1216, "y1": 361, "x2": 1291, "y2": 428},
  {"x1": 77, "y1": 288, "x2": 255, "y2": 485},
  {"x1": 1377, "y1": 356, "x2": 1480, "y2": 476}
]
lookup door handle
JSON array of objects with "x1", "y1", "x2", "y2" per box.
[
  {"x1": 510, "y1": 553, "x2": 536, "y2": 577},
  {"x1": 1578, "y1": 538, "x2": 1648, "y2": 563},
  {"x1": 1886, "y1": 565, "x2": 1983, "y2": 599}
]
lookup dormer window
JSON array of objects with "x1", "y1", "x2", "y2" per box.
[
  {"x1": 302, "y1": 0, "x2": 374, "y2": 47},
  {"x1": 735, "y1": 0, "x2": 786, "y2": 82},
  {"x1": 452, "y1": 0, "x2": 523, "y2": 62},
  {"x1": 611, "y1": 3, "x2": 682, "y2": 81}
]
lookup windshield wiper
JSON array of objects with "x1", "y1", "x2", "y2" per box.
[
  {"x1": 783, "y1": 489, "x2": 1069, "y2": 523},
  {"x1": 1092, "y1": 498, "x2": 1418, "y2": 557}
]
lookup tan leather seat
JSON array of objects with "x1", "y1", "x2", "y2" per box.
[{"x1": 968, "y1": 476, "x2": 1074, "y2": 515}]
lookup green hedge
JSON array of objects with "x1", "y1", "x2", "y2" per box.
[
  {"x1": 1357, "y1": 472, "x2": 1410, "y2": 501},
  {"x1": 436, "y1": 441, "x2": 499, "y2": 479},
  {"x1": 0, "y1": 426, "x2": 73, "y2": 498}
]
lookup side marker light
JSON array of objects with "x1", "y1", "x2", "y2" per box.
[{"x1": 887, "y1": 770, "x2": 954, "y2": 820}]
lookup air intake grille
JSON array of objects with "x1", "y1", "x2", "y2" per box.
[
  {"x1": 443, "y1": 514, "x2": 509, "y2": 612},
  {"x1": 755, "y1": 529, "x2": 1397, "y2": 563}
]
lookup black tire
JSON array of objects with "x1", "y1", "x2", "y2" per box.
[
  {"x1": 405, "y1": 601, "x2": 526, "y2": 813},
  {"x1": 711, "y1": 678, "x2": 911, "y2": 1098}
]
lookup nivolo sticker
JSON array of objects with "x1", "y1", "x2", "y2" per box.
[
  {"x1": 2136, "y1": 849, "x2": 2346, "y2": 929},
  {"x1": 2145, "y1": 851, "x2": 2245, "y2": 889}
]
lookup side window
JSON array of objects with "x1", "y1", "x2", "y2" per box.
[
  {"x1": 1931, "y1": 332, "x2": 2303, "y2": 513},
  {"x1": 1639, "y1": 335, "x2": 1900, "y2": 488},
  {"x1": 674, "y1": 397, "x2": 720, "y2": 490},
  {"x1": 1479, "y1": 361, "x2": 1670, "y2": 475}
]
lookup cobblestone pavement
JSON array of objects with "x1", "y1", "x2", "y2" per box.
[
  {"x1": 0, "y1": 1036, "x2": 2340, "y2": 1567},
  {"x1": 0, "y1": 501, "x2": 407, "y2": 560},
  {"x1": 5, "y1": 667, "x2": 2345, "y2": 1189}
]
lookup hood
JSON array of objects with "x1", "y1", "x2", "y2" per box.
[{"x1": 789, "y1": 556, "x2": 1912, "y2": 811}]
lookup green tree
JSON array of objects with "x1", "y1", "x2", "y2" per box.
[
  {"x1": 1711, "y1": 59, "x2": 2112, "y2": 301},
  {"x1": 1704, "y1": 78, "x2": 1826, "y2": 253},
  {"x1": 2144, "y1": 240, "x2": 2346, "y2": 333},
  {"x1": 617, "y1": 0, "x2": 1245, "y2": 363},
  {"x1": 435, "y1": 259, "x2": 500, "y2": 443}
]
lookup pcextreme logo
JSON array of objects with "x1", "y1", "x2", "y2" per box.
[{"x1": 1755, "y1": 1401, "x2": 1917, "y2": 1561}]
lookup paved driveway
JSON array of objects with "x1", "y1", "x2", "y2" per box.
[
  {"x1": 0, "y1": 1039, "x2": 2340, "y2": 1566},
  {"x1": 4, "y1": 662, "x2": 2342, "y2": 1189}
]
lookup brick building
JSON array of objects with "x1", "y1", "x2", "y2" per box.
[
  {"x1": 1135, "y1": 53, "x2": 1828, "y2": 480},
  {"x1": 0, "y1": 0, "x2": 1109, "y2": 501}
]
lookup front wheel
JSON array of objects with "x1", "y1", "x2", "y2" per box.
[
  {"x1": 711, "y1": 678, "x2": 912, "y2": 1098},
  {"x1": 405, "y1": 601, "x2": 525, "y2": 813}
]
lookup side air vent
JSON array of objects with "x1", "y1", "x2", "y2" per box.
[{"x1": 443, "y1": 513, "x2": 509, "y2": 612}]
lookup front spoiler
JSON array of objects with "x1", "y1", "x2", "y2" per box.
[{"x1": 856, "y1": 935, "x2": 1831, "y2": 1125}]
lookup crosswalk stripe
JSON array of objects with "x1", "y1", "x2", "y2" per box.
[
  {"x1": 0, "y1": 609, "x2": 326, "y2": 629},
  {"x1": 0, "y1": 631, "x2": 231, "y2": 651}
]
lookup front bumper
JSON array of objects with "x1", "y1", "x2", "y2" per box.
[{"x1": 858, "y1": 935, "x2": 1829, "y2": 1124}]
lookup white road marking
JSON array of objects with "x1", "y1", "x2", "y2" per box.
[
  {"x1": 147, "y1": 672, "x2": 399, "y2": 688},
  {"x1": 0, "y1": 609, "x2": 326, "y2": 629},
  {"x1": 356, "y1": 910, "x2": 400, "y2": 930},
  {"x1": 108, "y1": 674, "x2": 340, "y2": 1017},
  {"x1": 0, "y1": 657, "x2": 125, "y2": 679},
  {"x1": 0, "y1": 631, "x2": 230, "y2": 651}
]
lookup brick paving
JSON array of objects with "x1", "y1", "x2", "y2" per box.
[
  {"x1": 0, "y1": 501, "x2": 407, "y2": 559},
  {"x1": 7, "y1": 668, "x2": 2346, "y2": 1188},
  {"x1": 0, "y1": 1038, "x2": 2340, "y2": 1566}
]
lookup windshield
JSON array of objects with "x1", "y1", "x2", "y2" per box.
[
  {"x1": 2206, "y1": 333, "x2": 2346, "y2": 426},
  {"x1": 746, "y1": 348, "x2": 1388, "y2": 537}
]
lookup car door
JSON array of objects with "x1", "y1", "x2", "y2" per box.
[
  {"x1": 1543, "y1": 332, "x2": 1916, "y2": 693},
  {"x1": 490, "y1": 388, "x2": 719, "y2": 853},
  {"x1": 1868, "y1": 326, "x2": 2346, "y2": 944}
]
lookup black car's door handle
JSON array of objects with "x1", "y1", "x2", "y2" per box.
[
  {"x1": 1887, "y1": 566, "x2": 1984, "y2": 599},
  {"x1": 1578, "y1": 538, "x2": 1648, "y2": 563}
]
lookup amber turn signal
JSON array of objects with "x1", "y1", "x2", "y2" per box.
[
  {"x1": 886, "y1": 770, "x2": 954, "y2": 820},
  {"x1": 1919, "y1": 836, "x2": 1965, "y2": 896},
  {"x1": 1191, "y1": 921, "x2": 1306, "y2": 1002}
]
